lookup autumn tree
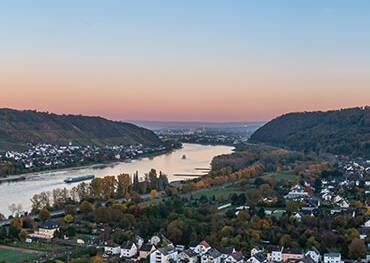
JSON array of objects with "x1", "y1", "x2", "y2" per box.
[
  {"x1": 150, "y1": 189, "x2": 158, "y2": 199},
  {"x1": 117, "y1": 173, "x2": 131, "y2": 197},
  {"x1": 39, "y1": 207, "x2": 51, "y2": 221},
  {"x1": 80, "y1": 200, "x2": 93, "y2": 215},
  {"x1": 348, "y1": 238, "x2": 367, "y2": 259}
]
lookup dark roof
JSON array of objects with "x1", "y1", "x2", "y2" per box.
[
  {"x1": 140, "y1": 243, "x2": 153, "y2": 252},
  {"x1": 266, "y1": 245, "x2": 282, "y2": 253},
  {"x1": 40, "y1": 220, "x2": 59, "y2": 229},
  {"x1": 158, "y1": 246, "x2": 176, "y2": 256},
  {"x1": 229, "y1": 252, "x2": 244, "y2": 261},
  {"x1": 182, "y1": 249, "x2": 197, "y2": 257},
  {"x1": 121, "y1": 240, "x2": 135, "y2": 249},
  {"x1": 283, "y1": 247, "x2": 304, "y2": 255},
  {"x1": 220, "y1": 247, "x2": 235, "y2": 254},
  {"x1": 254, "y1": 253, "x2": 267, "y2": 262},
  {"x1": 206, "y1": 248, "x2": 222, "y2": 258}
]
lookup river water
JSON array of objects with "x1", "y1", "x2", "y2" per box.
[{"x1": 0, "y1": 143, "x2": 233, "y2": 216}]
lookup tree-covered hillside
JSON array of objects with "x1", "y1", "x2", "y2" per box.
[
  {"x1": 249, "y1": 107, "x2": 370, "y2": 158},
  {"x1": 0, "y1": 109, "x2": 161, "y2": 150}
]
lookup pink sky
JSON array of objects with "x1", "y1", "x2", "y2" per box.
[
  {"x1": 1, "y1": 2, "x2": 369, "y2": 122},
  {"x1": 1, "y1": 62, "x2": 369, "y2": 122}
]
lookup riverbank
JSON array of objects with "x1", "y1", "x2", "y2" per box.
[
  {"x1": 0, "y1": 144, "x2": 182, "y2": 183},
  {"x1": 0, "y1": 144, "x2": 234, "y2": 216}
]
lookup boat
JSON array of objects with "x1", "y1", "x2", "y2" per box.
[{"x1": 64, "y1": 175, "x2": 95, "y2": 184}]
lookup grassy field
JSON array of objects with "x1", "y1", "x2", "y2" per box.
[
  {"x1": 183, "y1": 183, "x2": 244, "y2": 201},
  {"x1": 0, "y1": 247, "x2": 36, "y2": 263},
  {"x1": 263, "y1": 171, "x2": 298, "y2": 182}
]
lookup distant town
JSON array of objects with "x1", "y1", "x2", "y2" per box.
[{"x1": 0, "y1": 141, "x2": 181, "y2": 179}]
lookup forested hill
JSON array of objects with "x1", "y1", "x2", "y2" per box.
[
  {"x1": 0, "y1": 109, "x2": 161, "y2": 150},
  {"x1": 249, "y1": 107, "x2": 370, "y2": 158}
]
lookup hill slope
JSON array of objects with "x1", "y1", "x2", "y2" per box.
[
  {"x1": 249, "y1": 107, "x2": 370, "y2": 158},
  {"x1": 0, "y1": 109, "x2": 161, "y2": 150}
]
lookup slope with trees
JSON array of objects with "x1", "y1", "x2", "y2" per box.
[{"x1": 249, "y1": 107, "x2": 370, "y2": 158}]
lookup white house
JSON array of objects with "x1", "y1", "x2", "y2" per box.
[
  {"x1": 178, "y1": 249, "x2": 198, "y2": 263},
  {"x1": 193, "y1": 240, "x2": 211, "y2": 255},
  {"x1": 201, "y1": 248, "x2": 223, "y2": 263},
  {"x1": 120, "y1": 240, "x2": 138, "y2": 258},
  {"x1": 150, "y1": 246, "x2": 178, "y2": 263},
  {"x1": 267, "y1": 247, "x2": 283, "y2": 262},
  {"x1": 29, "y1": 220, "x2": 59, "y2": 240},
  {"x1": 224, "y1": 252, "x2": 244, "y2": 263},
  {"x1": 323, "y1": 252, "x2": 341, "y2": 263},
  {"x1": 247, "y1": 253, "x2": 267, "y2": 263},
  {"x1": 250, "y1": 247, "x2": 263, "y2": 257},
  {"x1": 305, "y1": 247, "x2": 321, "y2": 263},
  {"x1": 104, "y1": 244, "x2": 121, "y2": 256}
]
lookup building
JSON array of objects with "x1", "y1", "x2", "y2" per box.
[
  {"x1": 103, "y1": 244, "x2": 121, "y2": 256},
  {"x1": 120, "y1": 240, "x2": 137, "y2": 258},
  {"x1": 267, "y1": 246, "x2": 283, "y2": 262},
  {"x1": 193, "y1": 240, "x2": 211, "y2": 255},
  {"x1": 323, "y1": 252, "x2": 341, "y2": 263},
  {"x1": 150, "y1": 246, "x2": 178, "y2": 263},
  {"x1": 201, "y1": 248, "x2": 223, "y2": 263},
  {"x1": 267, "y1": 247, "x2": 304, "y2": 262},
  {"x1": 224, "y1": 252, "x2": 244, "y2": 263},
  {"x1": 178, "y1": 249, "x2": 198, "y2": 263},
  {"x1": 282, "y1": 248, "x2": 304, "y2": 262},
  {"x1": 138, "y1": 243, "x2": 156, "y2": 260},
  {"x1": 29, "y1": 220, "x2": 59, "y2": 240},
  {"x1": 305, "y1": 247, "x2": 321, "y2": 263},
  {"x1": 247, "y1": 253, "x2": 268, "y2": 263}
]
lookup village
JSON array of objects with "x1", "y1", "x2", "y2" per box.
[{"x1": 0, "y1": 142, "x2": 177, "y2": 177}]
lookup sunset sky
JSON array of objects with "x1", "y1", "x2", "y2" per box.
[{"x1": 0, "y1": 1, "x2": 369, "y2": 122}]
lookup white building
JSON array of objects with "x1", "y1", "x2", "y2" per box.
[
  {"x1": 120, "y1": 240, "x2": 137, "y2": 258},
  {"x1": 104, "y1": 244, "x2": 121, "y2": 256},
  {"x1": 201, "y1": 248, "x2": 222, "y2": 263},
  {"x1": 323, "y1": 253, "x2": 341, "y2": 263},
  {"x1": 193, "y1": 240, "x2": 211, "y2": 255},
  {"x1": 150, "y1": 246, "x2": 178, "y2": 263},
  {"x1": 267, "y1": 247, "x2": 283, "y2": 262},
  {"x1": 178, "y1": 249, "x2": 198, "y2": 263},
  {"x1": 29, "y1": 220, "x2": 59, "y2": 240},
  {"x1": 224, "y1": 252, "x2": 244, "y2": 263},
  {"x1": 305, "y1": 247, "x2": 321, "y2": 263}
]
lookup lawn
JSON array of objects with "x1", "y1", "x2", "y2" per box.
[
  {"x1": 263, "y1": 171, "x2": 298, "y2": 182},
  {"x1": 0, "y1": 247, "x2": 36, "y2": 263},
  {"x1": 183, "y1": 183, "x2": 244, "y2": 201}
]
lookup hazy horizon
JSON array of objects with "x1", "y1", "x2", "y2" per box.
[{"x1": 1, "y1": 1, "x2": 370, "y2": 122}]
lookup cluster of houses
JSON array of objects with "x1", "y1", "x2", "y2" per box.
[
  {"x1": 102, "y1": 235, "x2": 247, "y2": 263},
  {"x1": 0, "y1": 142, "x2": 168, "y2": 172},
  {"x1": 249, "y1": 246, "x2": 344, "y2": 263},
  {"x1": 26, "y1": 219, "x2": 370, "y2": 263},
  {"x1": 100, "y1": 232, "x2": 350, "y2": 263}
]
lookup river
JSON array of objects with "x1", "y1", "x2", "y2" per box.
[{"x1": 0, "y1": 143, "x2": 233, "y2": 216}]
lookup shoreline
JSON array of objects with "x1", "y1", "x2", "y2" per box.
[{"x1": 0, "y1": 145, "x2": 182, "y2": 183}]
